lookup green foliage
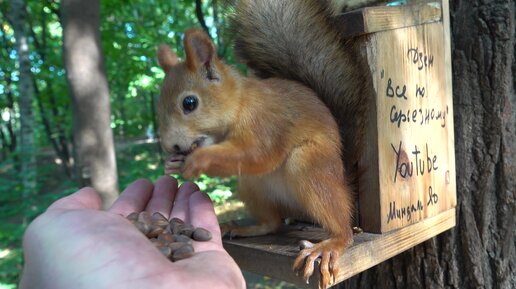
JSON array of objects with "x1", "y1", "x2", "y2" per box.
[
  {"x1": 0, "y1": 0, "x2": 237, "y2": 154},
  {"x1": 197, "y1": 174, "x2": 237, "y2": 204},
  {"x1": 100, "y1": 0, "x2": 236, "y2": 138},
  {"x1": 1, "y1": 0, "x2": 73, "y2": 152},
  {"x1": 0, "y1": 0, "x2": 242, "y2": 287}
]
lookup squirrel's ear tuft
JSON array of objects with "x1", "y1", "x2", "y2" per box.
[
  {"x1": 157, "y1": 44, "x2": 179, "y2": 71},
  {"x1": 184, "y1": 28, "x2": 219, "y2": 80}
]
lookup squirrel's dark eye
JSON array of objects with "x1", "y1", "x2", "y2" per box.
[{"x1": 182, "y1": 95, "x2": 198, "y2": 114}]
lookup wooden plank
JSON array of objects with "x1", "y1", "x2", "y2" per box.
[
  {"x1": 223, "y1": 209, "x2": 455, "y2": 288},
  {"x1": 221, "y1": 2, "x2": 457, "y2": 287},
  {"x1": 335, "y1": 1, "x2": 442, "y2": 38},
  {"x1": 358, "y1": 38, "x2": 382, "y2": 232},
  {"x1": 358, "y1": 20, "x2": 457, "y2": 233},
  {"x1": 333, "y1": 208, "x2": 455, "y2": 283}
]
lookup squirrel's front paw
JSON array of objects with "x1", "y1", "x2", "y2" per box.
[
  {"x1": 182, "y1": 150, "x2": 212, "y2": 179},
  {"x1": 164, "y1": 154, "x2": 185, "y2": 174}
]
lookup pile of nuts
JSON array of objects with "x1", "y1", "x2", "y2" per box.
[{"x1": 127, "y1": 212, "x2": 212, "y2": 262}]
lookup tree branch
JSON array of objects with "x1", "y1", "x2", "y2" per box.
[
  {"x1": 194, "y1": 0, "x2": 210, "y2": 36},
  {"x1": 24, "y1": 3, "x2": 42, "y2": 52}
]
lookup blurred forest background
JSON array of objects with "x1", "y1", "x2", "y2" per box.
[{"x1": 0, "y1": 0, "x2": 262, "y2": 287}]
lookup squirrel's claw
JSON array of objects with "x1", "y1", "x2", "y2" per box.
[
  {"x1": 293, "y1": 239, "x2": 345, "y2": 289},
  {"x1": 320, "y1": 250, "x2": 337, "y2": 289},
  {"x1": 220, "y1": 221, "x2": 239, "y2": 239}
]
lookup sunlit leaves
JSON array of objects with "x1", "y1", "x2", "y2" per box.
[
  {"x1": 100, "y1": 0, "x2": 234, "y2": 137},
  {"x1": 0, "y1": 1, "x2": 239, "y2": 285}
]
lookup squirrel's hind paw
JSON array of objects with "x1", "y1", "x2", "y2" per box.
[{"x1": 293, "y1": 238, "x2": 348, "y2": 289}]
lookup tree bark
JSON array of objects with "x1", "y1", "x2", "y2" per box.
[
  {"x1": 10, "y1": 0, "x2": 36, "y2": 200},
  {"x1": 61, "y1": 0, "x2": 119, "y2": 207},
  {"x1": 342, "y1": 0, "x2": 515, "y2": 288}
]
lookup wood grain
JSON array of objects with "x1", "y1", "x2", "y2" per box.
[
  {"x1": 222, "y1": 1, "x2": 460, "y2": 287},
  {"x1": 358, "y1": 20, "x2": 457, "y2": 233},
  {"x1": 335, "y1": 2, "x2": 442, "y2": 38},
  {"x1": 223, "y1": 209, "x2": 455, "y2": 288}
]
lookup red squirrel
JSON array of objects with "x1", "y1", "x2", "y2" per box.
[
  {"x1": 157, "y1": 2, "x2": 373, "y2": 288},
  {"x1": 157, "y1": 29, "x2": 351, "y2": 289}
]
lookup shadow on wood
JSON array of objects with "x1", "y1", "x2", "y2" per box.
[{"x1": 223, "y1": 209, "x2": 455, "y2": 288}]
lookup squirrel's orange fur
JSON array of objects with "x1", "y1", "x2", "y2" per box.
[{"x1": 157, "y1": 27, "x2": 356, "y2": 289}]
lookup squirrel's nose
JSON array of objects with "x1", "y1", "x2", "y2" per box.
[{"x1": 172, "y1": 144, "x2": 181, "y2": 152}]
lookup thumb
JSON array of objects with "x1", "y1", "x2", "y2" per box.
[{"x1": 47, "y1": 187, "x2": 103, "y2": 211}]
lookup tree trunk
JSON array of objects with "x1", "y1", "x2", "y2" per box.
[
  {"x1": 117, "y1": 92, "x2": 126, "y2": 140},
  {"x1": 342, "y1": 0, "x2": 515, "y2": 288},
  {"x1": 61, "y1": 0, "x2": 119, "y2": 207},
  {"x1": 0, "y1": 124, "x2": 7, "y2": 160},
  {"x1": 10, "y1": 0, "x2": 36, "y2": 200}
]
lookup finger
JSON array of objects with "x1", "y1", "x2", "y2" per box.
[
  {"x1": 145, "y1": 175, "x2": 178, "y2": 219},
  {"x1": 47, "y1": 187, "x2": 102, "y2": 211},
  {"x1": 188, "y1": 191, "x2": 223, "y2": 249},
  {"x1": 109, "y1": 179, "x2": 153, "y2": 216},
  {"x1": 170, "y1": 181, "x2": 199, "y2": 222}
]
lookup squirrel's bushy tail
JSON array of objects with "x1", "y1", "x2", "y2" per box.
[{"x1": 232, "y1": 0, "x2": 374, "y2": 169}]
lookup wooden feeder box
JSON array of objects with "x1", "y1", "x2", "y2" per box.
[{"x1": 223, "y1": 0, "x2": 456, "y2": 287}]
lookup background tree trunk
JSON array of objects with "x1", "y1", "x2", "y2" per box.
[
  {"x1": 342, "y1": 0, "x2": 515, "y2": 288},
  {"x1": 10, "y1": 0, "x2": 36, "y2": 201},
  {"x1": 61, "y1": 0, "x2": 119, "y2": 207}
]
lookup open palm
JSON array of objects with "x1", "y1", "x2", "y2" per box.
[{"x1": 19, "y1": 176, "x2": 245, "y2": 289}]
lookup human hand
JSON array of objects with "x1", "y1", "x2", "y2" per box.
[{"x1": 19, "y1": 176, "x2": 245, "y2": 289}]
